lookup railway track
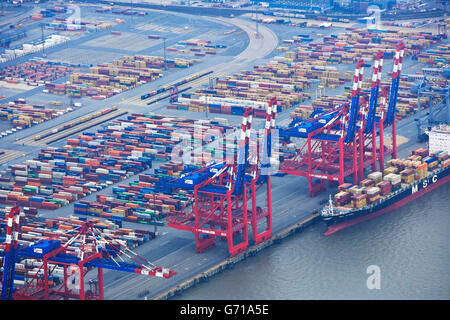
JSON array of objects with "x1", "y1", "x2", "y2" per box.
[
  {"x1": 0, "y1": 149, "x2": 25, "y2": 165},
  {"x1": 123, "y1": 70, "x2": 229, "y2": 107},
  {"x1": 18, "y1": 109, "x2": 128, "y2": 146},
  {"x1": 122, "y1": 70, "x2": 223, "y2": 107}
]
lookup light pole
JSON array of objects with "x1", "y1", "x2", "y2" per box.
[
  {"x1": 162, "y1": 36, "x2": 167, "y2": 70},
  {"x1": 130, "y1": 0, "x2": 134, "y2": 26},
  {"x1": 41, "y1": 23, "x2": 46, "y2": 58}
]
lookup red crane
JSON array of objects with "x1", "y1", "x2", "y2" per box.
[
  {"x1": 165, "y1": 100, "x2": 277, "y2": 257},
  {"x1": 279, "y1": 43, "x2": 405, "y2": 195},
  {"x1": 1, "y1": 212, "x2": 176, "y2": 300}
]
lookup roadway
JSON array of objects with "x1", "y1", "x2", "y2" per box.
[
  {"x1": 121, "y1": 16, "x2": 279, "y2": 107},
  {"x1": 18, "y1": 108, "x2": 128, "y2": 146}
]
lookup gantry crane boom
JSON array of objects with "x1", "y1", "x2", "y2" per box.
[
  {"x1": 346, "y1": 59, "x2": 365, "y2": 142},
  {"x1": 386, "y1": 43, "x2": 405, "y2": 124},
  {"x1": 1, "y1": 213, "x2": 176, "y2": 300},
  {"x1": 365, "y1": 52, "x2": 384, "y2": 133}
]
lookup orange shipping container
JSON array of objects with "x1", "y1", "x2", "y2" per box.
[
  {"x1": 109, "y1": 150, "x2": 122, "y2": 156},
  {"x1": 77, "y1": 135, "x2": 93, "y2": 141},
  {"x1": 69, "y1": 219, "x2": 84, "y2": 225},
  {"x1": 58, "y1": 224, "x2": 73, "y2": 230},
  {"x1": 21, "y1": 226, "x2": 35, "y2": 232},
  {"x1": 138, "y1": 182, "x2": 153, "y2": 187},
  {"x1": 97, "y1": 195, "x2": 107, "y2": 202},
  {"x1": 67, "y1": 139, "x2": 80, "y2": 145},
  {"x1": 125, "y1": 202, "x2": 139, "y2": 208},
  {"x1": 418, "y1": 163, "x2": 428, "y2": 169}
]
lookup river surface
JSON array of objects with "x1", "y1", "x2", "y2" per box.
[{"x1": 175, "y1": 183, "x2": 450, "y2": 300}]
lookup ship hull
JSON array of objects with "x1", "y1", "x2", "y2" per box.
[{"x1": 322, "y1": 167, "x2": 450, "y2": 236}]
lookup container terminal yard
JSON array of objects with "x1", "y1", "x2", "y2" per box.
[{"x1": 0, "y1": 0, "x2": 449, "y2": 301}]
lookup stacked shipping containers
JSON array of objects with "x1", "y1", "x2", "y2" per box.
[
  {"x1": 0, "y1": 100, "x2": 69, "y2": 129},
  {"x1": 0, "y1": 61, "x2": 75, "y2": 85},
  {"x1": 46, "y1": 55, "x2": 198, "y2": 99},
  {"x1": 0, "y1": 113, "x2": 231, "y2": 214},
  {"x1": 334, "y1": 148, "x2": 449, "y2": 210}
]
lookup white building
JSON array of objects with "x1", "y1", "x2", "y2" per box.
[{"x1": 427, "y1": 125, "x2": 450, "y2": 154}]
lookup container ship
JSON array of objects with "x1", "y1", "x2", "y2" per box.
[{"x1": 321, "y1": 125, "x2": 450, "y2": 236}]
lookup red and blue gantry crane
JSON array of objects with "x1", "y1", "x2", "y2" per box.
[
  {"x1": 1, "y1": 206, "x2": 176, "y2": 300},
  {"x1": 165, "y1": 99, "x2": 278, "y2": 257},
  {"x1": 280, "y1": 43, "x2": 405, "y2": 196},
  {"x1": 1, "y1": 206, "x2": 20, "y2": 300}
]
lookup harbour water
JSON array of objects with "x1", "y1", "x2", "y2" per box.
[{"x1": 175, "y1": 183, "x2": 450, "y2": 300}]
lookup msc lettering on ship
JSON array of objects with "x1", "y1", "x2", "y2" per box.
[{"x1": 412, "y1": 174, "x2": 438, "y2": 194}]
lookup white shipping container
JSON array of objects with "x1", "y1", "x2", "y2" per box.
[
  {"x1": 144, "y1": 148, "x2": 157, "y2": 154},
  {"x1": 52, "y1": 172, "x2": 65, "y2": 178},
  {"x1": 131, "y1": 151, "x2": 143, "y2": 157},
  {"x1": 40, "y1": 166, "x2": 53, "y2": 172},
  {"x1": 368, "y1": 172, "x2": 382, "y2": 180},
  {"x1": 111, "y1": 169, "x2": 126, "y2": 175},
  {"x1": 21, "y1": 234, "x2": 37, "y2": 240},
  {"x1": 15, "y1": 170, "x2": 28, "y2": 176},
  {"x1": 15, "y1": 176, "x2": 28, "y2": 182},
  {"x1": 367, "y1": 187, "x2": 380, "y2": 195},
  {"x1": 26, "y1": 160, "x2": 38, "y2": 168},
  {"x1": 96, "y1": 168, "x2": 109, "y2": 175},
  {"x1": 69, "y1": 186, "x2": 83, "y2": 192}
]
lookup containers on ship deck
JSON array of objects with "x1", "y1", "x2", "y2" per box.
[{"x1": 333, "y1": 146, "x2": 448, "y2": 209}]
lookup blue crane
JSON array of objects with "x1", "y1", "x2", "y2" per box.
[
  {"x1": 345, "y1": 59, "x2": 365, "y2": 142},
  {"x1": 1, "y1": 216, "x2": 176, "y2": 300},
  {"x1": 364, "y1": 52, "x2": 384, "y2": 133},
  {"x1": 386, "y1": 43, "x2": 405, "y2": 124}
]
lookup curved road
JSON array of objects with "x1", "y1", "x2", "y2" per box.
[
  {"x1": 121, "y1": 16, "x2": 279, "y2": 106},
  {"x1": 213, "y1": 16, "x2": 279, "y2": 69}
]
